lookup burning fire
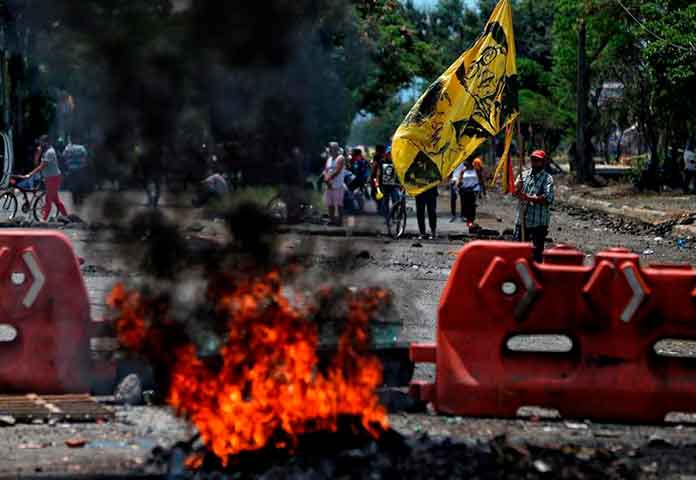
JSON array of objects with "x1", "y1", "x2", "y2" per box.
[
  {"x1": 107, "y1": 271, "x2": 389, "y2": 466},
  {"x1": 107, "y1": 283, "x2": 148, "y2": 350}
]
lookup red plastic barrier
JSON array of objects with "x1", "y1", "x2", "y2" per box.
[
  {"x1": 410, "y1": 241, "x2": 696, "y2": 422},
  {"x1": 0, "y1": 230, "x2": 100, "y2": 393}
]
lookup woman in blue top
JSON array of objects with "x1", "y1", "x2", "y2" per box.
[{"x1": 21, "y1": 135, "x2": 69, "y2": 221}]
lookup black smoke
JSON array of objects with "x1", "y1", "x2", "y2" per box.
[{"x1": 25, "y1": 0, "x2": 362, "y2": 186}]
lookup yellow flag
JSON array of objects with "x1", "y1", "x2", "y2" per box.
[
  {"x1": 392, "y1": 0, "x2": 519, "y2": 196},
  {"x1": 491, "y1": 123, "x2": 515, "y2": 193}
]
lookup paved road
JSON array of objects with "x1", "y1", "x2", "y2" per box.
[{"x1": 1, "y1": 187, "x2": 696, "y2": 476}]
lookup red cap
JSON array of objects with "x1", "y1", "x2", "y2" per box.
[{"x1": 531, "y1": 150, "x2": 547, "y2": 160}]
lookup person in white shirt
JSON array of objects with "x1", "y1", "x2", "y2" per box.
[
  {"x1": 323, "y1": 142, "x2": 345, "y2": 226},
  {"x1": 458, "y1": 156, "x2": 486, "y2": 229},
  {"x1": 63, "y1": 141, "x2": 90, "y2": 206}
]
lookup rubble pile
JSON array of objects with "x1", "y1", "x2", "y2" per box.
[{"x1": 153, "y1": 430, "x2": 645, "y2": 479}]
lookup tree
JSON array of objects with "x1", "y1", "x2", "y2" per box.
[
  {"x1": 355, "y1": 0, "x2": 439, "y2": 113},
  {"x1": 551, "y1": 0, "x2": 629, "y2": 183},
  {"x1": 551, "y1": 0, "x2": 696, "y2": 185},
  {"x1": 514, "y1": 0, "x2": 555, "y2": 70},
  {"x1": 427, "y1": 0, "x2": 480, "y2": 69},
  {"x1": 14, "y1": 0, "x2": 438, "y2": 184},
  {"x1": 0, "y1": 0, "x2": 58, "y2": 168},
  {"x1": 348, "y1": 95, "x2": 415, "y2": 146},
  {"x1": 510, "y1": 0, "x2": 567, "y2": 158},
  {"x1": 370, "y1": 0, "x2": 564, "y2": 164},
  {"x1": 628, "y1": 0, "x2": 696, "y2": 180}
]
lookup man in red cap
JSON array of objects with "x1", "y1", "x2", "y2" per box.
[{"x1": 514, "y1": 150, "x2": 555, "y2": 262}]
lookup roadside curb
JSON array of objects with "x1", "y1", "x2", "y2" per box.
[
  {"x1": 277, "y1": 225, "x2": 504, "y2": 241},
  {"x1": 673, "y1": 225, "x2": 696, "y2": 238},
  {"x1": 558, "y1": 188, "x2": 670, "y2": 226}
]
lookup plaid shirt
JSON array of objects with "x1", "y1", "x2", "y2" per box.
[{"x1": 515, "y1": 168, "x2": 554, "y2": 228}]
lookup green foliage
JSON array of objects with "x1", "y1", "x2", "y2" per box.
[
  {"x1": 357, "y1": 0, "x2": 696, "y2": 169},
  {"x1": 549, "y1": 0, "x2": 696, "y2": 172},
  {"x1": 512, "y1": 0, "x2": 564, "y2": 154},
  {"x1": 513, "y1": 0, "x2": 555, "y2": 69},
  {"x1": 427, "y1": 0, "x2": 481, "y2": 68},
  {"x1": 7, "y1": 0, "x2": 440, "y2": 183},
  {"x1": 517, "y1": 58, "x2": 551, "y2": 94},
  {"x1": 352, "y1": 0, "x2": 562, "y2": 150},
  {"x1": 9, "y1": 0, "x2": 696, "y2": 179},
  {"x1": 347, "y1": 0, "x2": 440, "y2": 113},
  {"x1": 519, "y1": 89, "x2": 570, "y2": 129}
]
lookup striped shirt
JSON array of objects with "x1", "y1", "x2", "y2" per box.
[{"x1": 515, "y1": 168, "x2": 554, "y2": 228}]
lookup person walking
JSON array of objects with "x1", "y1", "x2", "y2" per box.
[
  {"x1": 63, "y1": 140, "x2": 90, "y2": 206},
  {"x1": 347, "y1": 147, "x2": 369, "y2": 191},
  {"x1": 449, "y1": 162, "x2": 465, "y2": 222},
  {"x1": 415, "y1": 185, "x2": 438, "y2": 240},
  {"x1": 22, "y1": 135, "x2": 69, "y2": 221},
  {"x1": 459, "y1": 156, "x2": 486, "y2": 230},
  {"x1": 370, "y1": 145, "x2": 386, "y2": 202},
  {"x1": 374, "y1": 147, "x2": 401, "y2": 221},
  {"x1": 514, "y1": 150, "x2": 554, "y2": 263},
  {"x1": 323, "y1": 142, "x2": 346, "y2": 226}
]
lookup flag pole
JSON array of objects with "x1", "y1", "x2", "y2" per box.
[{"x1": 516, "y1": 118, "x2": 527, "y2": 242}]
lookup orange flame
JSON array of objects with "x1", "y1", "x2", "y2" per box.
[
  {"x1": 106, "y1": 283, "x2": 148, "y2": 350},
  {"x1": 109, "y1": 272, "x2": 389, "y2": 466},
  {"x1": 184, "y1": 452, "x2": 204, "y2": 470}
]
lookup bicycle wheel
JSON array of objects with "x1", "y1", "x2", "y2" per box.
[
  {"x1": 32, "y1": 192, "x2": 56, "y2": 222},
  {"x1": 266, "y1": 195, "x2": 288, "y2": 224},
  {"x1": 387, "y1": 200, "x2": 407, "y2": 239},
  {"x1": 0, "y1": 192, "x2": 18, "y2": 222}
]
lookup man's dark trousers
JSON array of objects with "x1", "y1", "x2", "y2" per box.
[{"x1": 515, "y1": 225, "x2": 548, "y2": 263}]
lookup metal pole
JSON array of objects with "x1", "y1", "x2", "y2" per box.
[{"x1": 517, "y1": 118, "x2": 527, "y2": 242}]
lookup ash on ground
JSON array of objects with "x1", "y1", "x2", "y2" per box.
[{"x1": 154, "y1": 427, "x2": 647, "y2": 480}]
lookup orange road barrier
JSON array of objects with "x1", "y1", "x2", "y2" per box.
[
  {"x1": 410, "y1": 241, "x2": 696, "y2": 422},
  {"x1": 0, "y1": 230, "x2": 114, "y2": 393}
]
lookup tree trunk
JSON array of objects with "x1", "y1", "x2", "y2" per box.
[
  {"x1": 575, "y1": 17, "x2": 593, "y2": 183},
  {"x1": 602, "y1": 132, "x2": 610, "y2": 164},
  {"x1": 662, "y1": 121, "x2": 671, "y2": 164},
  {"x1": 646, "y1": 123, "x2": 659, "y2": 176},
  {"x1": 0, "y1": 47, "x2": 7, "y2": 132},
  {"x1": 614, "y1": 131, "x2": 624, "y2": 163},
  {"x1": 7, "y1": 22, "x2": 21, "y2": 130}
]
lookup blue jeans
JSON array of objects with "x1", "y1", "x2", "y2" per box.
[
  {"x1": 379, "y1": 186, "x2": 401, "y2": 221},
  {"x1": 17, "y1": 178, "x2": 34, "y2": 190}
]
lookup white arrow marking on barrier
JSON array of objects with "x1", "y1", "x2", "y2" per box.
[
  {"x1": 621, "y1": 265, "x2": 646, "y2": 323},
  {"x1": 516, "y1": 261, "x2": 535, "y2": 290},
  {"x1": 21, "y1": 251, "x2": 45, "y2": 308},
  {"x1": 514, "y1": 261, "x2": 540, "y2": 318}
]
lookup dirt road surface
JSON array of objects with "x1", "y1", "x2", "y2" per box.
[{"x1": 2, "y1": 187, "x2": 696, "y2": 477}]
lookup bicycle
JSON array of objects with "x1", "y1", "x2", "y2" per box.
[
  {"x1": 387, "y1": 186, "x2": 407, "y2": 239},
  {"x1": 0, "y1": 175, "x2": 48, "y2": 222}
]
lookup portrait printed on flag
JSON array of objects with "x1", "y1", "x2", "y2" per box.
[{"x1": 392, "y1": 0, "x2": 519, "y2": 196}]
